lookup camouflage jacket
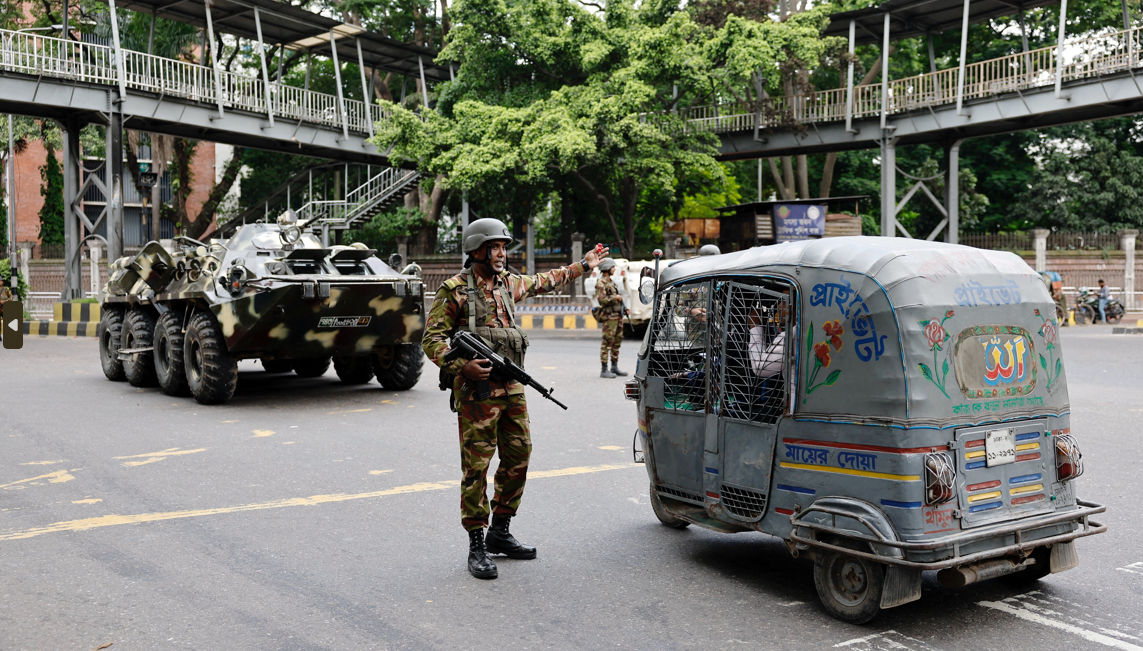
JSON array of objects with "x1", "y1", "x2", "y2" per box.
[
  {"x1": 595, "y1": 275, "x2": 623, "y2": 319},
  {"x1": 423, "y1": 262, "x2": 588, "y2": 399}
]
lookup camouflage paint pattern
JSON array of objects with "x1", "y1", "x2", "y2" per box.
[
  {"x1": 422, "y1": 262, "x2": 587, "y2": 400},
  {"x1": 600, "y1": 319, "x2": 623, "y2": 364},
  {"x1": 458, "y1": 392, "x2": 531, "y2": 531},
  {"x1": 101, "y1": 223, "x2": 425, "y2": 360}
]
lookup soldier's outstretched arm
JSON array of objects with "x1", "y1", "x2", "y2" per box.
[
  {"x1": 516, "y1": 244, "x2": 610, "y2": 300},
  {"x1": 421, "y1": 287, "x2": 467, "y2": 375}
]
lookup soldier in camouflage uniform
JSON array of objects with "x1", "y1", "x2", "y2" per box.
[
  {"x1": 595, "y1": 258, "x2": 628, "y2": 378},
  {"x1": 422, "y1": 217, "x2": 608, "y2": 579}
]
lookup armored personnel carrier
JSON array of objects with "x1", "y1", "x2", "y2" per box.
[{"x1": 97, "y1": 216, "x2": 425, "y2": 404}]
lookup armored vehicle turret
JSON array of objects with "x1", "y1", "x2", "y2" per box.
[{"x1": 97, "y1": 219, "x2": 425, "y2": 404}]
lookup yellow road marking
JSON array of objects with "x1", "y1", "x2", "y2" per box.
[
  {"x1": 369, "y1": 470, "x2": 392, "y2": 475},
  {"x1": 73, "y1": 499, "x2": 102, "y2": 505},
  {"x1": 114, "y1": 448, "x2": 207, "y2": 467},
  {"x1": 542, "y1": 366, "x2": 557, "y2": 370},
  {"x1": 328, "y1": 408, "x2": 373, "y2": 415},
  {"x1": 0, "y1": 469, "x2": 78, "y2": 489},
  {"x1": 252, "y1": 430, "x2": 275, "y2": 438},
  {"x1": 598, "y1": 446, "x2": 623, "y2": 451},
  {"x1": 0, "y1": 463, "x2": 636, "y2": 542},
  {"x1": 282, "y1": 442, "x2": 295, "y2": 445},
  {"x1": 222, "y1": 420, "x2": 239, "y2": 423},
  {"x1": 20, "y1": 460, "x2": 63, "y2": 466}
]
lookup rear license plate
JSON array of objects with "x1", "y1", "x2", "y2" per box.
[{"x1": 985, "y1": 427, "x2": 1016, "y2": 467}]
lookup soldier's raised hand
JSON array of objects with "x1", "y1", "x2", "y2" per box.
[{"x1": 584, "y1": 244, "x2": 610, "y2": 268}]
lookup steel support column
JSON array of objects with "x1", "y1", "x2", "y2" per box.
[
  {"x1": 254, "y1": 7, "x2": 275, "y2": 127},
  {"x1": 956, "y1": 0, "x2": 970, "y2": 115},
  {"x1": 204, "y1": 0, "x2": 225, "y2": 118},
  {"x1": 356, "y1": 40, "x2": 374, "y2": 138},
  {"x1": 107, "y1": 0, "x2": 128, "y2": 101},
  {"x1": 107, "y1": 110, "x2": 125, "y2": 261},
  {"x1": 329, "y1": 29, "x2": 349, "y2": 140},
  {"x1": 880, "y1": 13, "x2": 890, "y2": 130},
  {"x1": 62, "y1": 116, "x2": 83, "y2": 300},
  {"x1": 881, "y1": 135, "x2": 897, "y2": 237},
  {"x1": 1056, "y1": 0, "x2": 1069, "y2": 98},
  {"x1": 418, "y1": 55, "x2": 429, "y2": 109},
  {"x1": 148, "y1": 11, "x2": 155, "y2": 54},
  {"x1": 846, "y1": 20, "x2": 856, "y2": 133},
  {"x1": 945, "y1": 139, "x2": 962, "y2": 244},
  {"x1": 6, "y1": 115, "x2": 15, "y2": 269}
]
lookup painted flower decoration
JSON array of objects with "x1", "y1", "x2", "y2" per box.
[
  {"x1": 1034, "y1": 308, "x2": 1041, "y2": 317},
  {"x1": 1040, "y1": 319, "x2": 1057, "y2": 345},
  {"x1": 923, "y1": 320, "x2": 948, "y2": 350},
  {"x1": 946, "y1": 309, "x2": 955, "y2": 319},
  {"x1": 822, "y1": 320, "x2": 844, "y2": 350},
  {"x1": 814, "y1": 341, "x2": 832, "y2": 367}
]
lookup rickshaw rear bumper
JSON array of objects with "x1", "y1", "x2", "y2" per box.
[{"x1": 788, "y1": 499, "x2": 1106, "y2": 570}]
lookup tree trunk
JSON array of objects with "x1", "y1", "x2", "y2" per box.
[
  {"x1": 192, "y1": 147, "x2": 245, "y2": 238},
  {"x1": 781, "y1": 156, "x2": 796, "y2": 199},
  {"x1": 769, "y1": 159, "x2": 792, "y2": 200},
  {"x1": 439, "y1": 0, "x2": 451, "y2": 37},
  {"x1": 169, "y1": 139, "x2": 196, "y2": 235},
  {"x1": 371, "y1": 69, "x2": 394, "y2": 102},
  {"x1": 796, "y1": 154, "x2": 810, "y2": 199}
]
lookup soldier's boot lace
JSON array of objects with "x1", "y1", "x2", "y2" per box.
[
  {"x1": 600, "y1": 363, "x2": 616, "y2": 379},
  {"x1": 610, "y1": 363, "x2": 628, "y2": 377},
  {"x1": 486, "y1": 515, "x2": 538, "y2": 559},
  {"x1": 468, "y1": 529, "x2": 499, "y2": 579}
]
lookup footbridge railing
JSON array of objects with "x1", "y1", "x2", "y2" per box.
[
  {"x1": 0, "y1": 28, "x2": 391, "y2": 136},
  {"x1": 678, "y1": 24, "x2": 1143, "y2": 134}
]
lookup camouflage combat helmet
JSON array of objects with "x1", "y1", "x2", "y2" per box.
[
  {"x1": 598, "y1": 258, "x2": 617, "y2": 273},
  {"x1": 698, "y1": 244, "x2": 721, "y2": 256},
  {"x1": 462, "y1": 218, "x2": 514, "y2": 254}
]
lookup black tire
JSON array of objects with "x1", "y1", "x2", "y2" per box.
[
  {"x1": 813, "y1": 537, "x2": 885, "y2": 625},
  {"x1": 261, "y1": 359, "x2": 293, "y2": 373},
  {"x1": 1055, "y1": 302, "x2": 1067, "y2": 325},
  {"x1": 99, "y1": 306, "x2": 127, "y2": 382},
  {"x1": 372, "y1": 344, "x2": 424, "y2": 390},
  {"x1": 154, "y1": 310, "x2": 189, "y2": 396},
  {"x1": 123, "y1": 308, "x2": 159, "y2": 387},
  {"x1": 292, "y1": 357, "x2": 332, "y2": 378},
  {"x1": 334, "y1": 355, "x2": 376, "y2": 384},
  {"x1": 183, "y1": 311, "x2": 238, "y2": 405},
  {"x1": 999, "y1": 546, "x2": 1052, "y2": 587},
  {"x1": 1076, "y1": 305, "x2": 1094, "y2": 325},
  {"x1": 649, "y1": 484, "x2": 690, "y2": 529},
  {"x1": 1106, "y1": 306, "x2": 1124, "y2": 324}
]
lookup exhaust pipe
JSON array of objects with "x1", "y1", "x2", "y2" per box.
[{"x1": 937, "y1": 557, "x2": 1036, "y2": 588}]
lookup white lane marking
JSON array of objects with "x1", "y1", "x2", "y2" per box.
[
  {"x1": 834, "y1": 631, "x2": 938, "y2": 650},
  {"x1": 1118, "y1": 562, "x2": 1143, "y2": 575},
  {"x1": 979, "y1": 600, "x2": 1143, "y2": 651},
  {"x1": 777, "y1": 600, "x2": 805, "y2": 607},
  {"x1": 1014, "y1": 593, "x2": 1143, "y2": 641}
]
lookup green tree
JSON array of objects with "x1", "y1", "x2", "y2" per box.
[{"x1": 38, "y1": 149, "x2": 65, "y2": 247}]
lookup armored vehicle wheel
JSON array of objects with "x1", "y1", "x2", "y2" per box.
[
  {"x1": 261, "y1": 359, "x2": 293, "y2": 373},
  {"x1": 292, "y1": 357, "x2": 332, "y2": 378},
  {"x1": 123, "y1": 308, "x2": 159, "y2": 387},
  {"x1": 154, "y1": 311, "x2": 189, "y2": 396},
  {"x1": 372, "y1": 344, "x2": 424, "y2": 390},
  {"x1": 334, "y1": 356, "x2": 375, "y2": 384},
  {"x1": 813, "y1": 537, "x2": 885, "y2": 625},
  {"x1": 99, "y1": 306, "x2": 127, "y2": 382},
  {"x1": 649, "y1": 484, "x2": 690, "y2": 529},
  {"x1": 184, "y1": 311, "x2": 238, "y2": 405},
  {"x1": 999, "y1": 546, "x2": 1052, "y2": 587}
]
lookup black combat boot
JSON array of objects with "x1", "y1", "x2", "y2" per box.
[
  {"x1": 468, "y1": 529, "x2": 498, "y2": 579},
  {"x1": 610, "y1": 362, "x2": 628, "y2": 377},
  {"x1": 485, "y1": 515, "x2": 537, "y2": 559},
  {"x1": 601, "y1": 363, "x2": 616, "y2": 378}
]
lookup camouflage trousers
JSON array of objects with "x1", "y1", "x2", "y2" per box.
[
  {"x1": 457, "y1": 392, "x2": 532, "y2": 532},
  {"x1": 600, "y1": 318, "x2": 623, "y2": 364}
]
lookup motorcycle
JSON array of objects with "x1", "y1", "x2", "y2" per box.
[{"x1": 1075, "y1": 287, "x2": 1124, "y2": 324}]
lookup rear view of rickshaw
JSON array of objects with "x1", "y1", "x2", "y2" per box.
[{"x1": 626, "y1": 238, "x2": 1106, "y2": 624}]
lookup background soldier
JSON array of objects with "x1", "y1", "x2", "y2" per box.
[
  {"x1": 595, "y1": 258, "x2": 628, "y2": 378},
  {"x1": 422, "y1": 218, "x2": 608, "y2": 580}
]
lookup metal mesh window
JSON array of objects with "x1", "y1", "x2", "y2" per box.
[
  {"x1": 714, "y1": 281, "x2": 791, "y2": 424},
  {"x1": 648, "y1": 282, "x2": 710, "y2": 411}
]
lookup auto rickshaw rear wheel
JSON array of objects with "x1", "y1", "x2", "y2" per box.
[
  {"x1": 813, "y1": 537, "x2": 884, "y2": 625},
  {"x1": 649, "y1": 484, "x2": 689, "y2": 529},
  {"x1": 999, "y1": 546, "x2": 1052, "y2": 586}
]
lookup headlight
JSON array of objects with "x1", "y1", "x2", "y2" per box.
[
  {"x1": 1055, "y1": 433, "x2": 1083, "y2": 482},
  {"x1": 924, "y1": 452, "x2": 956, "y2": 505},
  {"x1": 280, "y1": 226, "x2": 302, "y2": 245}
]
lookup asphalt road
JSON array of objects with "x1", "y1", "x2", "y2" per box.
[{"x1": 1, "y1": 327, "x2": 1141, "y2": 651}]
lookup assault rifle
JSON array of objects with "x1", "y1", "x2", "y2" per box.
[{"x1": 443, "y1": 331, "x2": 569, "y2": 410}]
